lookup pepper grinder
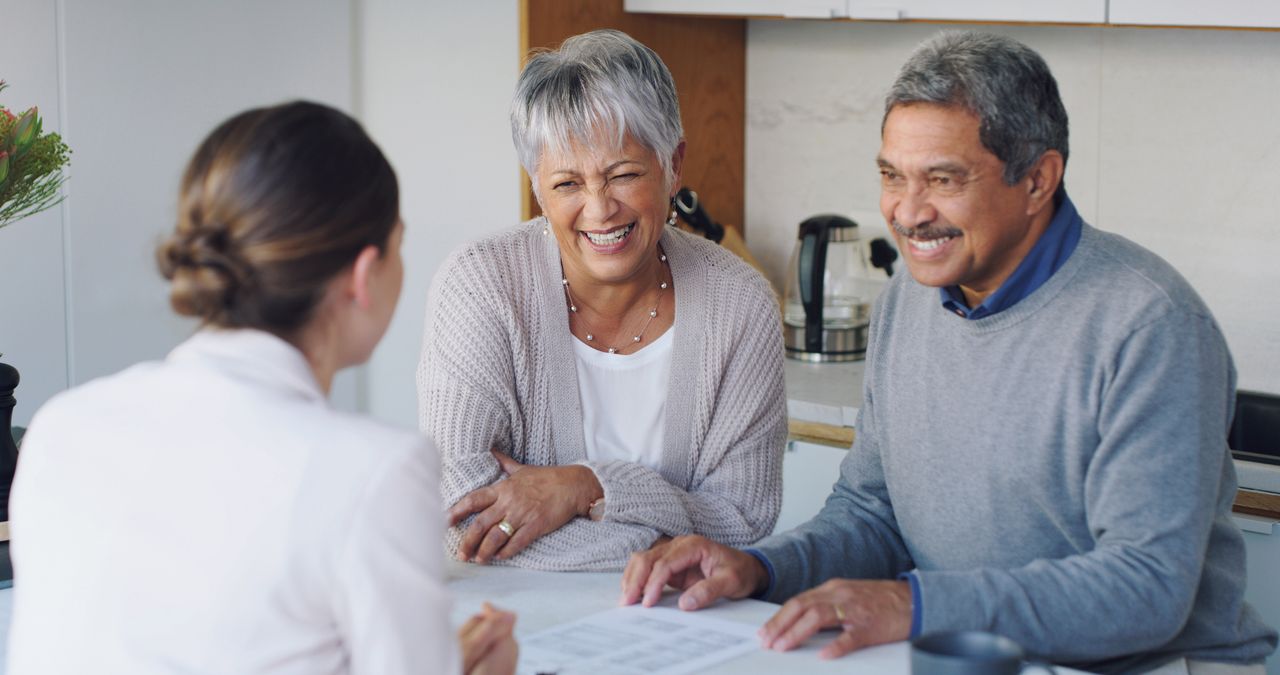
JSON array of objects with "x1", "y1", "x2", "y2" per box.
[
  {"x1": 0, "y1": 361, "x2": 18, "y2": 586},
  {"x1": 0, "y1": 361, "x2": 17, "y2": 522}
]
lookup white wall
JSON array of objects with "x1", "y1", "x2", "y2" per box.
[
  {"x1": 358, "y1": 1, "x2": 521, "y2": 429},
  {"x1": 1, "y1": 0, "x2": 359, "y2": 426},
  {"x1": 745, "y1": 21, "x2": 1280, "y2": 395}
]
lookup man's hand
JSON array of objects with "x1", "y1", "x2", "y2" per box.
[
  {"x1": 759, "y1": 579, "x2": 912, "y2": 660},
  {"x1": 620, "y1": 535, "x2": 768, "y2": 610},
  {"x1": 448, "y1": 450, "x2": 602, "y2": 563},
  {"x1": 458, "y1": 602, "x2": 518, "y2": 675}
]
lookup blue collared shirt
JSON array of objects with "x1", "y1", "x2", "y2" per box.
[{"x1": 941, "y1": 194, "x2": 1082, "y2": 319}]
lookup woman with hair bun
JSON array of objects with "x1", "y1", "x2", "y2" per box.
[{"x1": 8, "y1": 101, "x2": 516, "y2": 675}]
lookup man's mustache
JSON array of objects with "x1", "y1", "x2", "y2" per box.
[{"x1": 891, "y1": 220, "x2": 962, "y2": 241}]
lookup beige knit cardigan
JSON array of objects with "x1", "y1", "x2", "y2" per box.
[{"x1": 417, "y1": 220, "x2": 786, "y2": 571}]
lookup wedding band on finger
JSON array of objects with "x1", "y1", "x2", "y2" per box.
[
  {"x1": 496, "y1": 519, "x2": 516, "y2": 537},
  {"x1": 834, "y1": 604, "x2": 846, "y2": 623}
]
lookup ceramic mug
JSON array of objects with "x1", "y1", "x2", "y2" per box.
[{"x1": 911, "y1": 631, "x2": 1056, "y2": 675}]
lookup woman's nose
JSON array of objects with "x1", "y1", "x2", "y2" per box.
[{"x1": 582, "y1": 186, "x2": 620, "y2": 225}]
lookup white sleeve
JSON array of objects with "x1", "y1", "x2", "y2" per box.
[{"x1": 331, "y1": 438, "x2": 460, "y2": 675}]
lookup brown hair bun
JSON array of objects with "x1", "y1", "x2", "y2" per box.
[{"x1": 157, "y1": 101, "x2": 398, "y2": 335}]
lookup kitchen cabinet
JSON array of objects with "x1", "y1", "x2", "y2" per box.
[
  {"x1": 1109, "y1": 0, "x2": 1280, "y2": 29},
  {"x1": 844, "y1": 1, "x2": 1105, "y2": 23},
  {"x1": 626, "y1": 0, "x2": 1105, "y2": 23},
  {"x1": 624, "y1": 0, "x2": 847, "y2": 19},
  {"x1": 627, "y1": 0, "x2": 1279, "y2": 29},
  {"x1": 777, "y1": 439, "x2": 848, "y2": 533},
  {"x1": 1235, "y1": 515, "x2": 1280, "y2": 675}
]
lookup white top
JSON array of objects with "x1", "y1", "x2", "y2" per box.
[
  {"x1": 8, "y1": 329, "x2": 458, "y2": 675},
  {"x1": 573, "y1": 326, "x2": 675, "y2": 470}
]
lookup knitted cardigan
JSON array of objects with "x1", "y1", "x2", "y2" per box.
[{"x1": 417, "y1": 220, "x2": 786, "y2": 571}]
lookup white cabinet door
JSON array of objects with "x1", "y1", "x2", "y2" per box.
[
  {"x1": 1234, "y1": 515, "x2": 1280, "y2": 675},
  {"x1": 1109, "y1": 0, "x2": 1280, "y2": 28},
  {"x1": 629, "y1": 0, "x2": 1107, "y2": 22},
  {"x1": 776, "y1": 439, "x2": 849, "y2": 534},
  {"x1": 625, "y1": 0, "x2": 847, "y2": 19},
  {"x1": 846, "y1": 0, "x2": 1105, "y2": 23}
]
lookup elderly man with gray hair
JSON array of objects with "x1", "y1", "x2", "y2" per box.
[{"x1": 622, "y1": 31, "x2": 1277, "y2": 673}]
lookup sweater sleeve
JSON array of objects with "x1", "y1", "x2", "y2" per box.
[
  {"x1": 580, "y1": 281, "x2": 786, "y2": 546},
  {"x1": 749, "y1": 358, "x2": 917, "y2": 602},
  {"x1": 912, "y1": 311, "x2": 1236, "y2": 663}
]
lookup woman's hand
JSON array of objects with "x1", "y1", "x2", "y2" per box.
[
  {"x1": 459, "y1": 602, "x2": 518, "y2": 675},
  {"x1": 448, "y1": 449, "x2": 603, "y2": 563}
]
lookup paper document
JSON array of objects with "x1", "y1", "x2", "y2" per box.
[{"x1": 516, "y1": 605, "x2": 760, "y2": 675}]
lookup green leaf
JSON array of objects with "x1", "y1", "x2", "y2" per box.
[{"x1": 0, "y1": 151, "x2": 9, "y2": 189}]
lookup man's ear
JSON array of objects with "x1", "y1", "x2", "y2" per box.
[
  {"x1": 347, "y1": 244, "x2": 381, "y2": 310},
  {"x1": 1026, "y1": 150, "x2": 1065, "y2": 216}
]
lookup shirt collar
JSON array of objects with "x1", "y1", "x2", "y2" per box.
[
  {"x1": 167, "y1": 327, "x2": 327, "y2": 403},
  {"x1": 941, "y1": 193, "x2": 1083, "y2": 320}
]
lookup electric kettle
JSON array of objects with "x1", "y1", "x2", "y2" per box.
[{"x1": 783, "y1": 214, "x2": 894, "y2": 362}]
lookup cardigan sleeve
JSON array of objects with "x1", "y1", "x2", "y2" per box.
[
  {"x1": 417, "y1": 252, "x2": 512, "y2": 513},
  {"x1": 418, "y1": 244, "x2": 663, "y2": 571},
  {"x1": 579, "y1": 278, "x2": 786, "y2": 546}
]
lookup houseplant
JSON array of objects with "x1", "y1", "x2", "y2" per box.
[{"x1": 0, "y1": 80, "x2": 71, "y2": 229}]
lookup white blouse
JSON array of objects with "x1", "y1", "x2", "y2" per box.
[
  {"x1": 8, "y1": 329, "x2": 458, "y2": 675},
  {"x1": 573, "y1": 326, "x2": 675, "y2": 469}
]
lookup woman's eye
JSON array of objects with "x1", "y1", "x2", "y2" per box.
[
  {"x1": 553, "y1": 180, "x2": 577, "y2": 190},
  {"x1": 610, "y1": 173, "x2": 639, "y2": 183}
]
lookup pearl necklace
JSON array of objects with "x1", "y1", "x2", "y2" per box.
[{"x1": 562, "y1": 252, "x2": 670, "y2": 354}]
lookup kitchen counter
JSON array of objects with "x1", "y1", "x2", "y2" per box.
[{"x1": 783, "y1": 358, "x2": 862, "y2": 446}]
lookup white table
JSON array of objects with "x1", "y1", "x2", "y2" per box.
[{"x1": 446, "y1": 561, "x2": 1091, "y2": 674}]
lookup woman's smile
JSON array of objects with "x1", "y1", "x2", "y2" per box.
[{"x1": 581, "y1": 222, "x2": 636, "y2": 252}]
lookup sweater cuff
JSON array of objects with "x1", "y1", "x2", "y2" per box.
[
  {"x1": 897, "y1": 571, "x2": 923, "y2": 638},
  {"x1": 742, "y1": 548, "x2": 777, "y2": 600},
  {"x1": 912, "y1": 569, "x2": 989, "y2": 636}
]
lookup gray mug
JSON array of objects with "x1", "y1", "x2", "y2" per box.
[{"x1": 911, "y1": 631, "x2": 1056, "y2": 675}]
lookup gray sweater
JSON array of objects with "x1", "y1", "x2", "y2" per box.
[
  {"x1": 418, "y1": 221, "x2": 786, "y2": 571},
  {"x1": 751, "y1": 223, "x2": 1277, "y2": 672}
]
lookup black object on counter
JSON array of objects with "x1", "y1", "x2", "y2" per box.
[
  {"x1": 0, "y1": 361, "x2": 18, "y2": 523},
  {"x1": 0, "y1": 361, "x2": 18, "y2": 586},
  {"x1": 870, "y1": 237, "x2": 898, "y2": 277},
  {"x1": 673, "y1": 187, "x2": 725, "y2": 243},
  {"x1": 1230, "y1": 390, "x2": 1280, "y2": 466}
]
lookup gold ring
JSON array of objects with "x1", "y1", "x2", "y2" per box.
[
  {"x1": 834, "y1": 604, "x2": 846, "y2": 623},
  {"x1": 497, "y1": 519, "x2": 515, "y2": 537}
]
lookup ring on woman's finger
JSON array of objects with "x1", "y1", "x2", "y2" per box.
[{"x1": 497, "y1": 519, "x2": 516, "y2": 537}]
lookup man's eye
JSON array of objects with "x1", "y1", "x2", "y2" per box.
[
  {"x1": 931, "y1": 176, "x2": 951, "y2": 185},
  {"x1": 880, "y1": 170, "x2": 900, "y2": 182}
]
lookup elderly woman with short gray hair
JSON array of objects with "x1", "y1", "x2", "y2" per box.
[{"x1": 417, "y1": 29, "x2": 785, "y2": 571}]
